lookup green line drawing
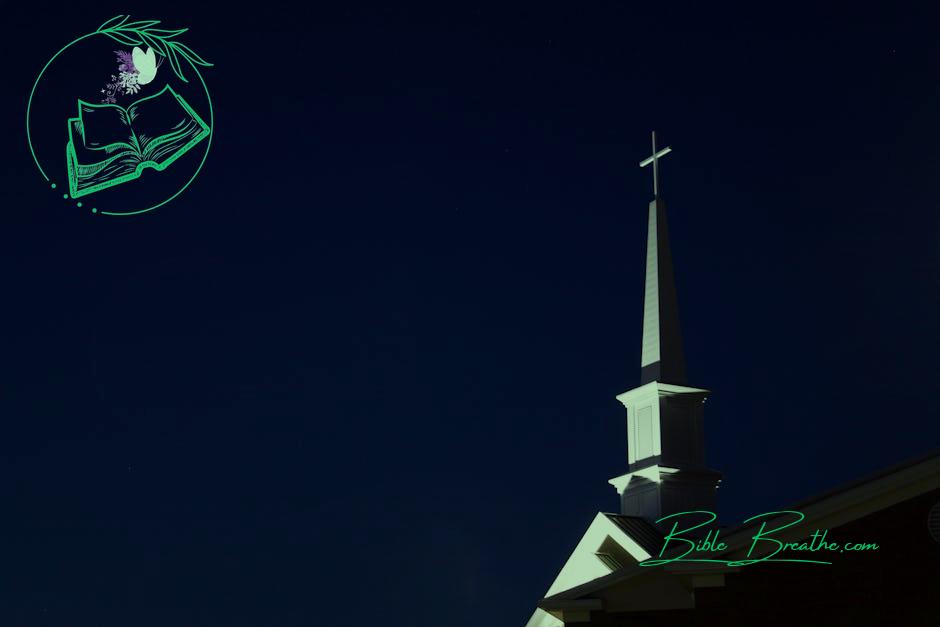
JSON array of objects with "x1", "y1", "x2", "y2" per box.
[
  {"x1": 96, "y1": 15, "x2": 212, "y2": 84},
  {"x1": 26, "y1": 15, "x2": 214, "y2": 216},
  {"x1": 66, "y1": 85, "x2": 210, "y2": 198}
]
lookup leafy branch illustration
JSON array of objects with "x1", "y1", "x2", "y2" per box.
[{"x1": 96, "y1": 15, "x2": 212, "y2": 83}]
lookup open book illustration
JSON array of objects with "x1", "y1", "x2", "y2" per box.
[{"x1": 66, "y1": 84, "x2": 210, "y2": 198}]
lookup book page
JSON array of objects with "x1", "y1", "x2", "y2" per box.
[
  {"x1": 77, "y1": 101, "x2": 135, "y2": 151},
  {"x1": 128, "y1": 86, "x2": 210, "y2": 168},
  {"x1": 67, "y1": 117, "x2": 140, "y2": 195},
  {"x1": 127, "y1": 85, "x2": 195, "y2": 149}
]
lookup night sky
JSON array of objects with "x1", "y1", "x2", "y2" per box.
[{"x1": 2, "y1": 1, "x2": 940, "y2": 625}]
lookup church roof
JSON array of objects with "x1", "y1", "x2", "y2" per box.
[
  {"x1": 539, "y1": 447, "x2": 940, "y2": 609},
  {"x1": 602, "y1": 514, "x2": 664, "y2": 557}
]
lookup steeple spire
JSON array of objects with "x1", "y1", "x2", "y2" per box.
[
  {"x1": 606, "y1": 132, "x2": 721, "y2": 523},
  {"x1": 638, "y1": 132, "x2": 686, "y2": 385}
]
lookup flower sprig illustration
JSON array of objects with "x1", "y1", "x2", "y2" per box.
[
  {"x1": 96, "y1": 15, "x2": 212, "y2": 84},
  {"x1": 100, "y1": 50, "x2": 140, "y2": 103}
]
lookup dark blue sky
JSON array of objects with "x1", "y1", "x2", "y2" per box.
[{"x1": 2, "y1": 1, "x2": 939, "y2": 625}]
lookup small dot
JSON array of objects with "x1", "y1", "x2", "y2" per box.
[
  {"x1": 62, "y1": 193, "x2": 68, "y2": 199},
  {"x1": 92, "y1": 208, "x2": 98, "y2": 213},
  {"x1": 50, "y1": 183, "x2": 57, "y2": 189},
  {"x1": 77, "y1": 202, "x2": 82, "y2": 207}
]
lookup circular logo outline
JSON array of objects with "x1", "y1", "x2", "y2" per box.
[{"x1": 26, "y1": 16, "x2": 214, "y2": 217}]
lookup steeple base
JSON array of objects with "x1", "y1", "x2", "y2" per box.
[{"x1": 609, "y1": 465, "x2": 722, "y2": 523}]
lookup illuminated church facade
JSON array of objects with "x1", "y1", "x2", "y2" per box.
[{"x1": 522, "y1": 135, "x2": 940, "y2": 627}]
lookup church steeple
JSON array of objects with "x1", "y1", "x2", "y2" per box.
[
  {"x1": 640, "y1": 197, "x2": 687, "y2": 385},
  {"x1": 608, "y1": 132, "x2": 721, "y2": 523},
  {"x1": 639, "y1": 131, "x2": 686, "y2": 385}
]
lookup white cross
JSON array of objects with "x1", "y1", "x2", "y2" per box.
[{"x1": 639, "y1": 131, "x2": 672, "y2": 198}]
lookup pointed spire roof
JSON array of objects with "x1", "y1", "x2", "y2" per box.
[{"x1": 638, "y1": 133, "x2": 686, "y2": 385}]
